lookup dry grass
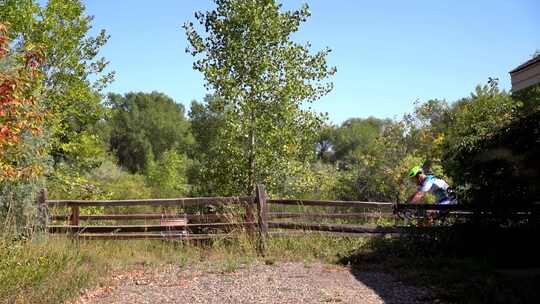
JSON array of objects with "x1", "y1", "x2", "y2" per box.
[
  {"x1": 0, "y1": 232, "x2": 365, "y2": 304},
  {"x1": 5, "y1": 230, "x2": 534, "y2": 304}
]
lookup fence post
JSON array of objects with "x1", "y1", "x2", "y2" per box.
[
  {"x1": 36, "y1": 188, "x2": 48, "y2": 231},
  {"x1": 70, "y1": 206, "x2": 80, "y2": 226},
  {"x1": 255, "y1": 184, "x2": 269, "y2": 255},
  {"x1": 245, "y1": 195, "x2": 256, "y2": 240}
]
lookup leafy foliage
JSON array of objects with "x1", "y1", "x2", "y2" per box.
[
  {"x1": 0, "y1": 0, "x2": 114, "y2": 162},
  {"x1": 189, "y1": 94, "x2": 225, "y2": 158},
  {"x1": 322, "y1": 82, "x2": 537, "y2": 209},
  {"x1": 443, "y1": 84, "x2": 539, "y2": 206},
  {"x1": 0, "y1": 23, "x2": 46, "y2": 181},
  {"x1": 315, "y1": 114, "x2": 428, "y2": 202},
  {"x1": 278, "y1": 161, "x2": 341, "y2": 200},
  {"x1": 0, "y1": 23, "x2": 49, "y2": 230},
  {"x1": 443, "y1": 85, "x2": 518, "y2": 159},
  {"x1": 322, "y1": 117, "x2": 391, "y2": 167},
  {"x1": 184, "y1": 0, "x2": 335, "y2": 195},
  {"x1": 146, "y1": 150, "x2": 192, "y2": 198},
  {"x1": 106, "y1": 92, "x2": 194, "y2": 173},
  {"x1": 48, "y1": 158, "x2": 152, "y2": 201},
  {"x1": 2, "y1": 0, "x2": 537, "y2": 238},
  {"x1": 442, "y1": 84, "x2": 521, "y2": 204}
]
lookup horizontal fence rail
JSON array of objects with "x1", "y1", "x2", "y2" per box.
[
  {"x1": 38, "y1": 188, "x2": 259, "y2": 242},
  {"x1": 49, "y1": 213, "x2": 229, "y2": 222},
  {"x1": 268, "y1": 222, "x2": 401, "y2": 234},
  {"x1": 59, "y1": 231, "x2": 338, "y2": 241},
  {"x1": 50, "y1": 212, "x2": 391, "y2": 222},
  {"x1": 54, "y1": 233, "x2": 238, "y2": 241},
  {"x1": 37, "y1": 185, "x2": 539, "y2": 250},
  {"x1": 48, "y1": 222, "x2": 254, "y2": 234},
  {"x1": 267, "y1": 212, "x2": 393, "y2": 220},
  {"x1": 46, "y1": 196, "x2": 253, "y2": 207},
  {"x1": 268, "y1": 199, "x2": 393, "y2": 210}
]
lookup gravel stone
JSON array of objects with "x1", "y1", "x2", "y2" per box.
[{"x1": 75, "y1": 262, "x2": 432, "y2": 304}]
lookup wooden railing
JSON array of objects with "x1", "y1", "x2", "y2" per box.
[
  {"x1": 37, "y1": 186, "x2": 540, "y2": 255},
  {"x1": 266, "y1": 197, "x2": 395, "y2": 237},
  {"x1": 37, "y1": 188, "x2": 261, "y2": 242}
]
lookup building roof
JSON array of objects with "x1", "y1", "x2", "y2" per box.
[{"x1": 510, "y1": 54, "x2": 540, "y2": 74}]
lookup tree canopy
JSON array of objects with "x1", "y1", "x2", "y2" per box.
[
  {"x1": 184, "y1": 0, "x2": 335, "y2": 195},
  {"x1": 107, "y1": 92, "x2": 194, "y2": 173},
  {"x1": 0, "y1": 0, "x2": 114, "y2": 163}
]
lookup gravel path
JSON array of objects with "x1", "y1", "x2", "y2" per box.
[{"x1": 72, "y1": 262, "x2": 432, "y2": 304}]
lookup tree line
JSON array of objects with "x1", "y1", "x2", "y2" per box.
[{"x1": 1, "y1": 0, "x2": 539, "y2": 232}]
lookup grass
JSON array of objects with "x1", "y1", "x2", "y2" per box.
[
  {"x1": 267, "y1": 233, "x2": 367, "y2": 263},
  {"x1": 2, "y1": 227, "x2": 538, "y2": 304},
  {"x1": 0, "y1": 236, "x2": 103, "y2": 304},
  {"x1": 0, "y1": 232, "x2": 363, "y2": 304}
]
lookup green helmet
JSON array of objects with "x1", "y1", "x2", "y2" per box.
[{"x1": 408, "y1": 166, "x2": 423, "y2": 177}]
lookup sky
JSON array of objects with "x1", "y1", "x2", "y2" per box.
[{"x1": 82, "y1": 0, "x2": 539, "y2": 125}]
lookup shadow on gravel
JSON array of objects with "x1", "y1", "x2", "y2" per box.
[
  {"x1": 348, "y1": 270, "x2": 434, "y2": 304},
  {"x1": 337, "y1": 224, "x2": 540, "y2": 304}
]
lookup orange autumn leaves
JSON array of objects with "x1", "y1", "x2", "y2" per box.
[{"x1": 0, "y1": 23, "x2": 46, "y2": 181}]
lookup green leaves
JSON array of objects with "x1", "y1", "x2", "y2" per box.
[
  {"x1": 184, "y1": 0, "x2": 335, "y2": 195},
  {"x1": 442, "y1": 84, "x2": 518, "y2": 171},
  {"x1": 0, "y1": 22, "x2": 47, "y2": 182},
  {"x1": 107, "y1": 92, "x2": 194, "y2": 173},
  {"x1": 441, "y1": 83, "x2": 533, "y2": 206},
  {"x1": 146, "y1": 150, "x2": 192, "y2": 198},
  {"x1": 1, "y1": 0, "x2": 114, "y2": 164}
]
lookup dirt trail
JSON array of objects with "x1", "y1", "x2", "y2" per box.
[{"x1": 70, "y1": 262, "x2": 432, "y2": 304}]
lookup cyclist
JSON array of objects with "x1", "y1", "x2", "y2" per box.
[{"x1": 407, "y1": 166, "x2": 457, "y2": 205}]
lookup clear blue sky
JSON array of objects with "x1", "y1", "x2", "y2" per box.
[{"x1": 83, "y1": 0, "x2": 539, "y2": 125}]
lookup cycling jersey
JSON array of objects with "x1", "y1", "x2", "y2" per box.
[{"x1": 418, "y1": 175, "x2": 457, "y2": 204}]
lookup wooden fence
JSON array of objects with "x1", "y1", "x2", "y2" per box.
[
  {"x1": 38, "y1": 188, "x2": 259, "y2": 241},
  {"x1": 38, "y1": 185, "x2": 540, "y2": 253}
]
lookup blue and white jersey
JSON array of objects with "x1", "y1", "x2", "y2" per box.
[{"x1": 418, "y1": 175, "x2": 456, "y2": 204}]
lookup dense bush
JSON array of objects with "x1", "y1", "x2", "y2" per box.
[
  {"x1": 145, "y1": 150, "x2": 192, "y2": 198},
  {"x1": 48, "y1": 159, "x2": 152, "y2": 200},
  {"x1": 446, "y1": 106, "x2": 540, "y2": 207},
  {"x1": 443, "y1": 84, "x2": 540, "y2": 208},
  {"x1": 0, "y1": 22, "x2": 49, "y2": 232}
]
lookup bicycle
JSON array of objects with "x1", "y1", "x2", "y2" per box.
[{"x1": 393, "y1": 203, "x2": 453, "y2": 226}]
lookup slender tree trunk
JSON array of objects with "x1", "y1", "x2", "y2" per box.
[{"x1": 246, "y1": 105, "x2": 257, "y2": 196}]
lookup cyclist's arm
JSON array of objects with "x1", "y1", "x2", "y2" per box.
[
  {"x1": 407, "y1": 191, "x2": 425, "y2": 204},
  {"x1": 408, "y1": 178, "x2": 433, "y2": 204}
]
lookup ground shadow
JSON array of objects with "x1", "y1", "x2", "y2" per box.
[
  {"x1": 337, "y1": 224, "x2": 540, "y2": 304},
  {"x1": 348, "y1": 269, "x2": 434, "y2": 303}
]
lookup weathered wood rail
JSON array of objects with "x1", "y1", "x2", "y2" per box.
[
  {"x1": 49, "y1": 212, "x2": 391, "y2": 221},
  {"x1": 45, "y1": 196, "x2": 252, "y2": 207},
  {"x1": 38, "y1": 188, "x2": 260, "y2": 243},
  {"x1": 268, "y1": 212, "x2": 392, "y2": 220},
  {"x1": 38, "y1": 185, "x2": 540, "y2": 255},
  {"x1": 49, "y1": 214, "x2": 228, "y2": 221},
  {"x1": 268, "y1": 222, "x2": 400, "y2": 234},
  {"x1": 47, "y1": 222, "x2": 255, "y2": 233},
  {"x1": 268, "y1": 199, "x2": 393, "y2": 210}
]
